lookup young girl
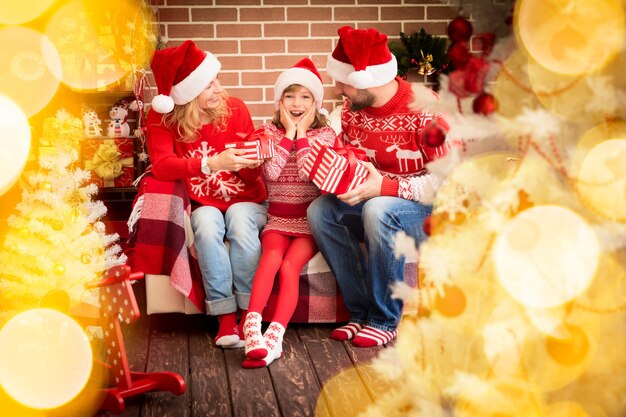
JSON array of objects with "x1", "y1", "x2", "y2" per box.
[
  {"x1": 146, "y1": 40, "x2": 268, "y2": 348},
  {"x1": 242, "y1": 58, "x2": 336, "y2": 367}
]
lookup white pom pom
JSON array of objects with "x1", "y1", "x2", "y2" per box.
[
  {"x1": 348, "y1": 70, "x2": 374, "y2": 89},
  {"x1": 151, "y1": 94, "x2": 174, "y2": 113}
]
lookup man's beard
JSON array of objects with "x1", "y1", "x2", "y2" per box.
[{"x1": 347, "y1": 91, "x2": 375, "y2": 111}]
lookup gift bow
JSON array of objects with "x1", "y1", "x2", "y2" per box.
[
  {"x1": 310, "y1": 135, "x2": 368, "y2": 194},
  {"x1": 86, "y1": 142, "x2": 133, "y2": 180},
  {"x1": 247, "y1": 130, "x2": 273, "y2": 157}
]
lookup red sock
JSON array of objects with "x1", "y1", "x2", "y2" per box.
[
  {"x1": 330, "y1": 322, "x2": 363, "y2": 341},
  {"x1": 215, "y1": 312, "x2": 240, "y2": 347},
  {"x1": 351, "y1": 326, "x2": 397, "y2": 347}
]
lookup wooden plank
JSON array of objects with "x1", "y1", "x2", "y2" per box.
[
  {"x1": 267, "y1": 326, "x2": 323, "y2": 417},
  {"x1": 295, "y1": 324, "x2": 335, "y2": 343},
  {"x1": 343, "y1": 344, "x2": 391, "y2": 405},
  {"x1": 299, "y1": 327, "x2": 373, "y2": 417},
  {"x1": 224, "y1": 348, "x2": 280, "y2": 417},
  {"x1": 142, "y1": 314, "x2": 190, "y2": 417},
  {"x1": 188, "y1": 315, "x2": 232, "y2": 417}
]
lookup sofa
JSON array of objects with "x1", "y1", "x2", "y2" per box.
[{"x1": 125, "y1": 174, "x2": 418, "y2": 322}]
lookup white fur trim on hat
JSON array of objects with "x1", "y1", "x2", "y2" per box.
[
  {"x1": 170, "y1": 52, "x2": 222, "y2": 105},
  {"x1": 151, "y1": 94, "x2": 175, "y2": 114},
  {"x1": 326, "y1": 54, "x2": 397, "y2": 89},
  {"x1": 274, "y1": 67, "x2": 324, "y2": 111}
]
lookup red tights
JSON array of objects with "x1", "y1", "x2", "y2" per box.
[{"x1": 247, "y1": 232, "x2": 317, "y2": 327}]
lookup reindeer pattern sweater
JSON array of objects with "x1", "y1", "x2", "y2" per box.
[
  {"x1": 339, "y1": 77, "x2": 451, "y2": 202},
  {"x1": 259, "y1": 123, "x2": 336, "y2": 237},
  {"x1": 146, "y1": 97, "x2": 267, "y2": 212}
]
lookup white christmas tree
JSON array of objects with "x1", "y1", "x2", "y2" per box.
[{"x1": 0, "y1": 109, "x2": 126, "y2": 322}]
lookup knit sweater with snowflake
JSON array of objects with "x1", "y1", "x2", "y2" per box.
[
  {"x1": 146, "y1": 97, "x2": 267, "y2": 212},
  {"x1": 259, "y1": 123, "x2": 336, "y2": 237},
  {"x1": 339, "y1": 77, "x2": 451, "y2": 201}
]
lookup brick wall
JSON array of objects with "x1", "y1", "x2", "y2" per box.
[{"x1": 149, "y1": 0, "x2": 458, "y2": 126}]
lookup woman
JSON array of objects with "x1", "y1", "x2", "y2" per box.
[{"x1": 147, "y1": 40, "x2": 267, "y2": 348}]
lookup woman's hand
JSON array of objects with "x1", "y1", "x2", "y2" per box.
[
  {"x1": 280, "y1": 103, "x2": 296, "y2": 139},
  {"x1": 296, "y1": 102, "x2": 316, "y2": 138},
  {"x1": 211, "y1": 149, "x2": 262, "y2": 171}
]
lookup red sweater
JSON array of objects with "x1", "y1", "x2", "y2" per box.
[
  {"x1": 146, "y1": 97, "x2": 267, "y2": 211},
  {"x1": 339, "y1": 77, "x2": 451, "y2": 201}
]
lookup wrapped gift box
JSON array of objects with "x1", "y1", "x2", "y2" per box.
[
  {"x1": 224, "y1": 131, "x2": 275, "y2": 159},
  {"x1": 83, "y1": 138, "x2": 135, "y2": 187},
  {"x1": 303, "y1": 140, "x2": 369, "y2": 194}
]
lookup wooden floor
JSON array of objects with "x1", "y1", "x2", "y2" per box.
[{"x1": 95, "y1": 282, "x2": 390, "y2": 417}]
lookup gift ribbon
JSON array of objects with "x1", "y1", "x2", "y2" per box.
[
  {"x1": 309, "y1": 136, "x2": 367, "y2": 194},
  {"x1": 248, "y1": 131, "x2": 273, "y2": 158},
  {"x1": 86, "y1": 141, "x2": 133, "y2": 186}
]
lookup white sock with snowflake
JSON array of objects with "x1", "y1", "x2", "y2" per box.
[
  {"x1": 242, "y1": 322, "x2": 285, "y2": 368},
  {"x1": 243, "y1": 311, "x2": 266, "y2": 359}
]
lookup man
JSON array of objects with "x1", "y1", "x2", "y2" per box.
[{"x1": 307, "y1": 26, "x2": 451, "y2": 347}]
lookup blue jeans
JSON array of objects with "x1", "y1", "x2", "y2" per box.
[
  {"x1": 307, "y1": 194, "x2": 431, "y2": 331},
  {"x1": 191, "y1": 202, "x2": 268, "y2": 315}
]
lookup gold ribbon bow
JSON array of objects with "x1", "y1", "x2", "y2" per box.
[{"x1": 86, "y1": 142, "x2": 133, "y2": 183}]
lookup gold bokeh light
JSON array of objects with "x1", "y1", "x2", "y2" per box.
[
  {"x1": 494, "y1": 205, "x2": 599, "y2": 309},
  {"x1": 0, "y1": 309, "x2": 93, "y2": 410},
  {"x1": 0, "y1": 26, "x2": 62, "y2": 117},
  {"x1": 0, "y1": 95, "x2": 31, "y2": 197},
  {"x1": 516, "y1": 0, "x2": 624, "y2": 75},
  {"x1": 0, "y1": 0, "x2": 56, "y2": 24}
]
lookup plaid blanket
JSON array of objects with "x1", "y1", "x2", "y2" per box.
[{"x1": 128, "y1": 174, "x2": 206, "y2": 313}]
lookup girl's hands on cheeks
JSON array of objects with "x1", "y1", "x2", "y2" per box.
[
  {"x1": 280, "y1": 103, "x2": 296, "y2": 140},
  {"x1": 296, "y1": 102, "x2": 316, "y2": 138}
]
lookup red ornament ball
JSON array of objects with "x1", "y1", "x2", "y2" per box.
[
  {"x1": 448, "y1": 17, "x2": 473, "y2": 43},
  {"x1": 473, "y1": 93, "x2": 497, "y2": 115},
  {"x1": 423, "y1": 124, "x2": 446, "y2": 147},
  {"x1": 447, "y1": 42, "x2": 471, "y2": 68},
  {"x1": 422, "y1": 215, "x2": 432, "y2": 236}
]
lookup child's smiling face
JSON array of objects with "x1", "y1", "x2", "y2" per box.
[{"x1": 281, "y1": 85, "x2": 314, "y2": 122}]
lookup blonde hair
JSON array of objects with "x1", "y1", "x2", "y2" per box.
[
  {"x1": 271, "y1": 84, "x2": 328, "y2": 130},
  {"x1": 163, "y1": 91, "x2": 232, "y2": 142}
]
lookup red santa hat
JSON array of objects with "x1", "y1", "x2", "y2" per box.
[
  {"x1": 326, "y1": 26, "x2": 397, "y2": 89},
  {"x1": 150, "y1": 40, "x2": 221, "y2": 113},
  {"x1": 273, "y1": 57, "x2": 324, "y2": 111}
]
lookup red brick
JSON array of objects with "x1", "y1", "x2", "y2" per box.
[
  {"x1": 195, "y1": 40, "x2": 238, "y2": 54},
  {"x1": 157, "y1": 8, "x2": 190, "y2": 22},
  {"x1": 150, "y1": 0, "x2": 165, "y2": 5},
  {"x1": 264, "y1": 0, "x2": 307, "y2": 4},
  {"x1": 311, "y1": 0, "x2": 353, "y2": 4},
  {"x1": 228, "y1": 87, "x2": 264, "y2": 102},
  {"x1": 167, "y1": 24, "x2": 214, "y2": 39},
  {"x1": 192, "y1": 8, "x2": 237, "y2": 21},
  {"x1": 358, "y1": 0, "x2": 400, "y2": 3},
  {"x1": 426, "y1": 6, "x2": 459, "y2": 20},
  {"x1": 287, "y1": 39, "x2": 333, "y2": 53},
  {"x1": 263, "y1": 87, "x2": 273, "y2": 101},
  {"x1": 219, "y1": 55, "x2": 263, "y2": 70},
  {"x1": 406, "y1": 0, "x2": 443, "y2": 3},
  {"x1": 216, "y1": 23, "x2": 262, "y2": 37},
  {"x1": 252, "y1": 118, "x2": 269, "y2": 129},
  {"x1": 265, "y1": 55, "x2": 303, "y2": 69},
  {"x1": 310, "y1": 55, "x2": 328, "y2": 69},
  {"x1": 240, "y1": 7, "x2": 285, "y2": 21},
  {"x1": 242, "y1": 71, "x2": 283, "y2": 85},
  {"x1": 167, "y1": 0, "x2": 214, "y2": 4},
  {"x1": 264, "y1": 23, "x2": 309, "y2": 38},
  {"x1": 311, "y1": 23, "x2": 343, "y2": 37},
  {"x1": 381, "y1": 6, "x2": 424, "y2": 20},
  {"x1": 216, "y1": 0, "x2": 260, "y2": 4},
  {"x1": 335, "y1": 7, "x2": 378, "y2": 21},
  {"x1": 355, "y1": 22, "x2": 402, "y2": 37},
  {"x1": 247, "y1": 103, "x2": 275, "y2": 117},
  {"x1": 242, "y1": 39, "x2": 286, "y2": 54},
  {"x1": 218, "y1": 72, "x2": 240, "y2": 87},
  {"x1": 287, "y1": 7, "x2": 332, "y2": 21},
  {"x1": 405, "y1": 21, "x2": 447, "y2": 36}
]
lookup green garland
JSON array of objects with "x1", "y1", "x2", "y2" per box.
[{"x1": 389, "y1": 29, "x2": 448, "y2": 77}]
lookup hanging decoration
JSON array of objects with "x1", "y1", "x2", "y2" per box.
[{"x1": 389, "y1": 28, "x2": 448, "y2": 79}]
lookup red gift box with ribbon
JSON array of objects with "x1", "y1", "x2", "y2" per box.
[
  {"x1": 83, "y1": 138, "x2": 135, "y2": 187},
  {"x1": 225, "y1": 130, "x2": 275, "y2": 159},
  {"x1": 303, "y1": 137, "x2": 369, "y2": 194}
]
